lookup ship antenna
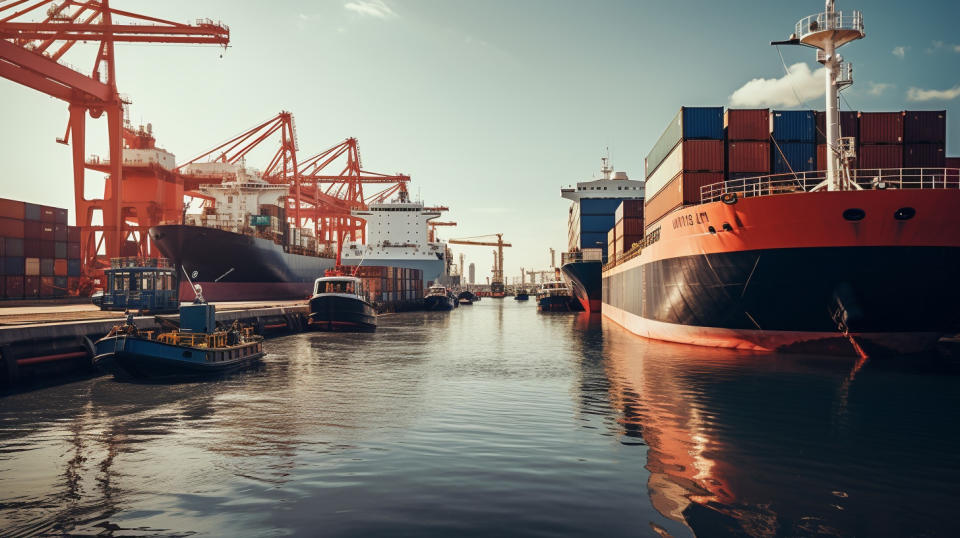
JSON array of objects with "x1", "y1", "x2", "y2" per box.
[
  {"x1": 600, "y1": 149, "x2": 612, "y2": 180},
  {"x1": 774, "y1": 0, "x2": 863, "y2": 191}
]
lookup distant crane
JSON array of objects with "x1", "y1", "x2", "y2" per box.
[
  {"x1": 448, "y1": 234, "x2": 511, "y2": 296},
  {"x1": 427, "y1": 221, "x2": 457, "y2": 243}
]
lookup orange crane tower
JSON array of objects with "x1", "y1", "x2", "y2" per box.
[
  {"x1": 0, "y1": 0, "x2": 229, "y2": 275},
  {"x1": 447, "y1": 234, "x2": 511, "y2": 296}
]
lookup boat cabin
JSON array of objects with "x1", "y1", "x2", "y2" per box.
[
  {"x1": 314, "y1": 276, "x2": 367, "y2": 301},
  {"x1": 101, "y1": 257, "x2": 179, "y2": 312},
  {"x1": 538, "y1": 281, "x2": 570, "y2": 296},
  {"x1": 426, "y1": 285, "x2": 449, "y2": 297}
]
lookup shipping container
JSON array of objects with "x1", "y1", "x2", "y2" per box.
[
  {"x1": 724, "y1": 109, "x2": 770, "y2": 141},
  {"x1": 54, "y1": 259, "x2": 67, "y2": 276},
  {"x1": 618, "y1": 217, "x2": 643, "y2": 236},
  {"x1": 54, "y1": 241, "x2": 67, "y2": 259},
  {"x1": 859, "y1": 144, "x2": 903, "y2": 169},
  {"x1": 53, "y1": 223, "x2": 67, "y2": 242},
  {"x1": 607, "y1": 227, "x2": 616, "y2": 246},
  {"x1": 0, "y1": 275, "x2": 4, "y2": 298},
  {"x1": 815, "y1": 144, "x2": 857, "y2": 171},
  {"x1": 40, "y1": 241, "x2": 54, "y2": 258},
  {"x1": 614, "y1": 199, "x2": 644, "y2": 222},
  {"x1": 67, "y1": 243, "x2": 81, "y2": 260},
  {"x1": 4, "y1": 237, "x2": 24, "y2": 257},
  {"x1": 645, "y1": 107, "x2": 724, "y2": 178},
  {"x1": 23, "y1": 239, "x2": 40, "y2": 258},
  {"x1": 5, "y1": 276, "x2": 24, "y2": 298},
  {"x1": 54, "y1": 207, "x2": 68, "y2": 224},
  {"x1": 53, "y1": 276, "x2": 68, "y2": 296},
  {"x1": 814, "y1": 110, "x2": 859, "y2": 144},
  {"x1": 947, "y1": 157, "x2": 960, "y2": 188},
  {"x1": 0, "y1": 198, "x2": 25, "y2": 220},
  {"x1": 4, "y1": 256, "x2": 25, "y2": 276},
  {"x1": 39, "y1": 206, "x2": 57, "y2": 223},
  {"x1": 40, "y1": 258, "x2": 54, "y2": 276},
  {"x1": 67, "y1": 225, "x2": 80, "y2": 242},
  {"x1": 25, "y1": 257, "x2": 39, "y2": 276},
  {"x1": 644, "y1": 172, "x2": 724, "y2": 226},
  {"x1": 0, "y1": 238, "x2": 3, "y2": 257},
  {"x1": 646, "y1": 140, "x2": 724, "y2": 198},
  {"x1": 615, "y1": 234, "x2": 644, "y2": 255},
  {"x1": 24, "y1": 220, "x2": 40, "y2": 239},
  {"x1": 903, "y1": 143, "x2": 946, "y2": 168},
  {"x1": 772, "y1": 142, "x2": 816, "y2": 174},
  {"x1": 67, "y1": 259, "x2": 82, "y2": 277},
  {"x1": 24, "y1": 275, "x2": 39, "y2": 297},
  {"x1": 24, "y1": 203, "x2": 40, "y2": 221},
  {"x1": 727, "y1": 141, "x2": 771, "y2": 173},
  {"x1": 903, "y1": 110, "x2": 946, "y2": 143},
  {"x1": 40, "y1": 224, "x2": 55, "y2": 241},
  {"x1": 40, "y1": 276, "x2": 55, "y2": 297},
  {"x1": 859, "y1": 112, "x2": 903, "y2": 144},
  {"x1": 0, "y1": 217, "x2": 25, "y2": 238},
  {"x1": 771, "y1": 110, "x2": 816, "y2": 142}
]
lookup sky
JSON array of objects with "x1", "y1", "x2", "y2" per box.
[{"x1": 2, "y1": 0, "x2": 959, "y2": 282}]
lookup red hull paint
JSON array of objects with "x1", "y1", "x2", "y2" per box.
[{"x1": 180, "y1": 281, "x2": 311, "y2": 302}]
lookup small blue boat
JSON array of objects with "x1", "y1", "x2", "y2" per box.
[{"x1": 93, "y1": 301, "x2": 264, "y2": 380}]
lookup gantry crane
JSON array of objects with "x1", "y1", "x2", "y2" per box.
[
  {"x1": 427, "y1": 221, "x2": 456, "y2": 243},
  {"x1": 447, "y1": 234, "x2": 511, "y2": 296},
  {"x1": 0, "y1": 0, "x2": 229, "y2": 274}
]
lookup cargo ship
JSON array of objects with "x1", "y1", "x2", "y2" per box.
[
  {"x1": 341, "y1": 189, "x2": 448, "y2": 285},
  {"x1": 150, "y1": 163, "x2": 336, "y2": 301},
  {"x1": 559, "y1": 157, "x2": 644, "y2": 312},
  {"x1": 601, "y1": 1, "x2": 960, "y2": 355}
]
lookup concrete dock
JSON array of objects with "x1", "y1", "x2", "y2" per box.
[{"x1": 0, "y1": 301, "x2": 311, "y2": 388}]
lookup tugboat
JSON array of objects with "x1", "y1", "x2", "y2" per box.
[
  {"x1": 93, "y1": 283, "x2": 264, "y2": 379},
  {"x1": 536, "y1": 279, "x2": 575, "y2": 312},
  {"x1": 308, "y1": 272, "x2": 377, "y2": 331},
  {"x1": 457, "y1": 291, "x2": 475, "y2": 305},
  {"x1": 514, "y1": 288, "x2": 530, "y2": 301},
  {"x1": 424, "y1": 285, "x2": 456, "y2": 310}
]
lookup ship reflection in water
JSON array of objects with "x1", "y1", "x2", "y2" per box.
[
  {"x1": 600, "y1": 320, "x2": 960, "y2": 537},
  {"x1": 0, "y1": 303, "x2": 958, "y2": 536}
]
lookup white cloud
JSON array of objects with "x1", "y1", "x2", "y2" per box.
[
  {"x1": 867, "y1": 82, "x2": 893, "y2": 96},
  {"x1": 892, "y1": 46, "x2": 906, "y2": 58},
  {"x1": 955, "y1": 45, "x2": 960, "y2": 53},
  {"x1": 344, "y1": 0, "x2": 397, "y2": 19},
  {"x1": 926, "y1": 41, "x2": 944, "y2": 54},
  {"x1": 729, "y1": 63, "x2": 826, "y2": 108},
  {"x1": 906, "y1": 83, "x2": 960, "y2": 101}
]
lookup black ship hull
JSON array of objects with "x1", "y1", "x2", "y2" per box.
[
  {"x1": 150, "y1": 225, "x2": 335, "y2": 301},
  {"x1": 603, "y1": 245, "x2": 960, "y2": 355},
  {"x1": 308, "y1": 294, "x2": 377, "y2": 331},
  {"x1": 537, "y1": 295, "x2": 574, "y2": 312},
  {"x1": 424, "y1": 295, "x2": 455, "y2": 311},
  {"x1": 560, "y1": 260, "x2": 601, "y2": 313}
]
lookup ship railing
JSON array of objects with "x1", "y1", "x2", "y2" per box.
[
  {"x1": 795, "y1": 10, "x2": 863, "y2": 41},
  {"x1": 109, "y1": 257, "x2": 172, "y2": 269},
  {"x1": 700, "y1": 168, "x2": 960, "y2": 204},
  {"x1": 561, "y1": 248, "x2": 603, "y2": 265}
]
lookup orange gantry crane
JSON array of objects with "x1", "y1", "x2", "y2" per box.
[
  {"x1": 0, "y1": 0, "x2": 229, "y2": 275},
  {"x1": 447, "y1": 234, "x2": 511, "y2": 295}
]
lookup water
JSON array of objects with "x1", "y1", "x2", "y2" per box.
[{"x1": 2, "y1": 300, "x2": 959, "y2": 537}]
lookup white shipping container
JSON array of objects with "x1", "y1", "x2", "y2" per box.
[{"x1": 645, "y1": 141, "x2": 684, "y2": 199}]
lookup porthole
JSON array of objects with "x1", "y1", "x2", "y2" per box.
[
  {"x1": 894, "y1": 207, "x2": 916, "y2": 221},
  {"x1": 722, "y1": 223, "x2": 734, "y2": 232},
  {"x1": 842, "y1": 208, "x2": 865, "y2": 221},
  {"x1": 708, "y1": 226, "x2": 717, "y2": 234}
]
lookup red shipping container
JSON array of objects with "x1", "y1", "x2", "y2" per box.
[
  {"x1": 67, "y1": 225, "x2": 80, "y2": 242},
  {"x1": 0, "y1": 217, "x2": 25, "y2": 238},
  {"x1": 903, "y1": 143, "x2": 945, "y2": 168},
  {"x1": 40, "y1": 206, "x2": 57, "y2": 223},
  {"x1": 54, "y1": 207, "x2": 68, "y2": 224},
  {"x1": 54, "y1": 259, "x2": 68, "y2": 276},
  {"x1": 859, "y1": 144, "x2": 903, "y2": 169},
  {"x1": 67, "y1": 243, "x2": 81, "y2": 259},
  {"x1": 24, "y1": 240, "x2": 41, "y2": 258},
  {"x1": 53, "y1": 223, "x2": 67, "y2": 242},
  {"x1": 5, "y1": 276, "x2": 24, "y2": 298},
  {"x1": 947, "y1": 157, "x2": 960, "y2": 188},
  {"x1": 24, "y1": 220, "x2": 40, "y2": 239},
  {"x1": 903, "y1": 110, "x2": 946, "y2": 143},
  {"x1": 815, "y1": 111, "x2": 859, "y2": 144},
  {"x1": 947, "y1": 157, "x2": 960, "y2": 168},
  {"x1": 727, "y1": 141, "x2": 771, "y2": 173},
  {"x1": 0, "y1": 198, "x2": 25, "y2": 220},
  {"x1": 40, "y1": 241, "x2": 55, "y2": 258},
  {"x1": 681, "y1": 139, "x2": 724, "y2": 171},
  {"x1": 859, "y1": 112, "x2": 903, "y2": 144},
  {"x1": 614, "y1": 199, "x2": 644, "y2": 222},
  {"x1": 724, "y1": 109, "x2": 770, "y2": 141},
  {"x1": 40, "y1": 224, "x2": 55, "y2": 241},
  {"x1": 618, "y1": 217, "x2": 644, "y2": 236},
  {"x1": 24, "y1": 275, "x2": 39, "y2": 297},
  {"x1": 40, "y1": 276, "x2": 55, "y2": 297},
  {"x1": 644, "y1": 172, "x2": 723, "y2": 226}
]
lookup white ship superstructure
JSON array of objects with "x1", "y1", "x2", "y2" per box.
[{"x1": 341, "y1": 196, "x2": 447, "y2": 284}]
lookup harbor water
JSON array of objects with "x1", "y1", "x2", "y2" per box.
[{"x1": 2, "y1": 300, "x2": 959, "y2": 537}]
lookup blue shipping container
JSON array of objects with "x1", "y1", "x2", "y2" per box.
[
  {"x1": 773, "y1": 142, "x2": 816, "y2": 174},
  {"x1": 579, "y1": 232, "x2": 608, "y2": 252},
  {"x1": 646, "y1": 107, "x2": 725, "y2": 178},
  {"x1": 771, "y1": 110, "x2": 816, "y2": 142},
  {"x1": 3, "y1": 256, "x2": 25, "y2": 276},
  {"x1": 24, "y1": 203, "x2": 41, "y2": 221},
  {"x1": 3, "y1": 237, "x2": 23, "y2": 257},
  {"x1": 579, "y1": 198, "x2": 625, "y2": 216},
  {"x1": 580, "y1": 214, "x2": 615, "y2": 233},
  {"x1": 67, "y1": 259, "x2": 82, "y2": 277}
]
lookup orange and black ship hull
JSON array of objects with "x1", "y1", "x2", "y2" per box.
[{"x1": 601, "y1": 189, "x2": 960, "y2": 354}]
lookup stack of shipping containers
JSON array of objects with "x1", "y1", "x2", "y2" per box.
[
  {"x1": 575, "y1": 198, "x2": 628, "y2": 255},
  {"x1": 858, "y1": 112, "x2": 903, "y2": 170},
  {"x1": 815, "y1": 110, "x2": 859, "y2": 169},
  {"x1": 725, "y1": 109, "x2": 771, "y2": 182},
  {"x1": 0, "y1": 198, "x2": 81, "y2": 300},
  {"x1": 351, "y1": 266, "x2": 424, "y2": 312},
  {"x1": 771, "y1": 110, "x2": 817, "y2": 174},
  {"x1": 902, "y1": 111, "x2": 946, "y2": 168},
  {"x1": 643, "y1": 107, "x2": 725, "y2": 230},
  {"x1": 607, "y1": 200, "x2": 643, "y2": 261}
]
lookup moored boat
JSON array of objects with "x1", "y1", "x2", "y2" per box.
[
  {"x1": 93, "y1": 300, "x2": 264, "y2": 379},
  {"x1": 308, "y1": 274, "x2": 377, "y2": 331},
  {"x1": 514, "y1": 288, "x2": 530, "y2": 301},
  {"x1": 424, "y1": 285, "x2": 456, "y2": 310},
  {"x1": 536, "y1": 280, "x2": 575, "y2": 312}
]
